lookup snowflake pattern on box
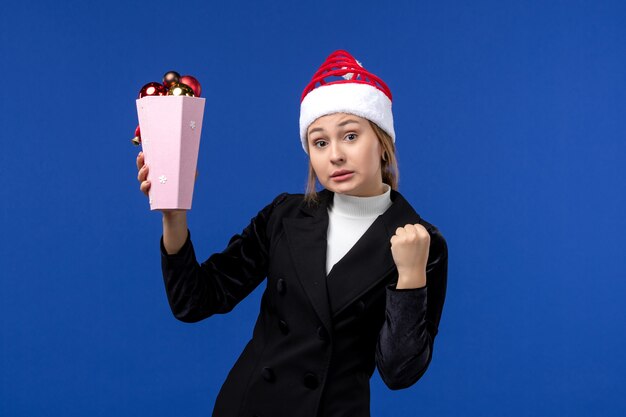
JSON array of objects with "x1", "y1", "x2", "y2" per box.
[
  {"x1": 190, "y1": 121, "x2": 196, "y2": 130},
  {"x1": 159, "y1": 175, "x2": 167, "y2": 184}
]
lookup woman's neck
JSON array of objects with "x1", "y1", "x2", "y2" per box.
[{"x1": 331, "y1": 183, "x2": 392, "y2": 217}]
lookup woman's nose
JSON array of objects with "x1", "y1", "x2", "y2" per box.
[{"x1": 329, "y1": 142, "x2": 345, "y2": 163}]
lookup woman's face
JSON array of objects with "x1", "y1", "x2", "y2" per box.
[{"x1": 307, "y1": 113, "x2": 385, "y2": 197}]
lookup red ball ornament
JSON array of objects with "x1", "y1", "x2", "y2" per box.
[
  {"x1": 167, "y1": 82, "x2": 195, "y2": 97},
  {"x1": 162, "y1": 71, "x2": 181, "y2": 88},
  {"x1": 180, "y1": 75, "x2": 202, "y2": 97},
  {"x1": 139, "y1": 82, "x2": 167, "y2": 98}
]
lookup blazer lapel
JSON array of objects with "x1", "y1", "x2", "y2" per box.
[
  {"x1": 282, "y1": 190, "x2": 333, "y2": 334},
  {"x1": 282, "y1": 189, "x2": 421, "y2": 328},
  {"x1": 326, "y1": 190, "x2": 421, "y2": 317}
]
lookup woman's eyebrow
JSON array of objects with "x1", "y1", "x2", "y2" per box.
[
  {"x1": 337, "y1": 119, "x2": 360, "y2": 127},
  {"x1": 309, "y1": 119, "x2": 361, "y2": 135}
]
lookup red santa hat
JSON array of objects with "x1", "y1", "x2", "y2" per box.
[{"x1": 299, "y1": 50, "x2": 395, "y2": 153}]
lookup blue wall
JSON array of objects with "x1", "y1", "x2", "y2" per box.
[{"x1": 1, "y1": 0, "x2": 625, "y2": 415}]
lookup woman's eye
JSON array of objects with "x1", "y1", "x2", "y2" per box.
[
  {"x1": 314, "y1": 140, "x2": 327, "y2": 148},
  {"x1": 345, "y1": 133, "x2": 357, "y2": 141}
]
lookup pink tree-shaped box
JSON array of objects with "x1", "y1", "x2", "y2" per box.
[{"x1": 136, "y1": 95, "x2": 205, "y2": 210}]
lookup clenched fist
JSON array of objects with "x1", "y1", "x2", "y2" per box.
[{"x1": 390, "y1": 223, "x2": 430, "y2": 288}]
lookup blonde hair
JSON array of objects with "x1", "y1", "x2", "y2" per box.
[{"x1": 303, "y1": 120, "x2": 399, "y2": 205}]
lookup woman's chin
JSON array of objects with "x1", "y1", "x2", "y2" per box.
[{"x1": 323, "y1": 183, "x2": 352, "y2": 195}]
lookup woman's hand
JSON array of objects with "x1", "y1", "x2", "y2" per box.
[
  {"x1": 390, "y1": 224, "x2": 430, "y2": 289},
  {"x1": 135, "y1": 151, "x2": 198, "y2": 210},
  {"x1": 136, "y1": 151, "x2": 151, "y2": 197}
]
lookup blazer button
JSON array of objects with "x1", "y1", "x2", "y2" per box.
[
  {"x1": 354, "y1": 300, "x2": 366, "y2": 315},
  {"x1": 317, "y1": 326, "x2": 328, "y2": 342},
  {"x1": 262, "y1": 367, "x2": 275, "y2": 383},
  {"x1": 303, "y1": 372, "x2": 319, "y2": 390},
  {"x1": 278, "y1": 319, "x2": 290, "y2": 335},
  {"x1": 277, "y1": 279, "x2": 286, "y2": 295}
]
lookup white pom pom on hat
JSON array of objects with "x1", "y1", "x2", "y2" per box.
[{"x1": 299, "y1": 50, "x2": 394, "y2": 154}]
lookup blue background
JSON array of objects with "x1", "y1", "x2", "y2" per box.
[{"x1": 1, "y1": 0, "x2": 625, "y2": 416}]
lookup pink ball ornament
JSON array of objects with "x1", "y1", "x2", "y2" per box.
[{"x1": 180, "y1": 75, "x2": 202, "y2": 97}]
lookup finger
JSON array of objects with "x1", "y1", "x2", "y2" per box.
[
  {"x1": 411, "y1": 223, "x2": 430, "y2": 239},
  {"x1": 136, "y1": 151, "x2": 144, "y2": 171},
  {"x1": 395, "y1": 226, "x2": 406, "y2": 236},
  {"x1": 140, "y1": 180, "x2": 151, "y2": 196},
  {"x1": 137, "y1": 164, "x2": 148, "y2": 182},
  {"x1": 405, "y1": 224, "x2": 421, "y2": 237}
]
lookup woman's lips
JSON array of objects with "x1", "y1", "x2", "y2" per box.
[{"x1": 331, "y1": 172, "x2": 354, "y2": 182}]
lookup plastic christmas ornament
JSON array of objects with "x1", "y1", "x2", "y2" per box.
[
  {"x1": 131, "y1": 71, "x2": 203, "y2": 147},
  {"x1": 180, "y1": 75, "x2": 202, "y2": 97},
  {"x1": 131, "y1": 125, "x2": 141, "y2": 146},
  {"x1": 139, "y1": 82, "x2": 167, "y2": 98},
  {"x1": 167, "y1": 82, "x2": 195, "y2": 97},
  {"x1": 162, "y1": 71, "x2": 180, "y2": 88}
]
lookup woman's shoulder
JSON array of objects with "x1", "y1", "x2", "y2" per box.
[
  {"x1": 267, "y1": 190, "x2": 331, "y2": 211},
  {"x1": 415, "y1": 216, "x2": 448, "y2": 259},
  {"x1": 268, "y1": 191, "x2": 305, "y2": 209},
  {"x1": 259, "y1": 192, "x2": 309, "y2": 221},
  {"x1": 394, "y1": 191, "x2": 447, "y2": 255},
  {"x1": 393, "y1": 190, "x2": 446, "y2": 236}
]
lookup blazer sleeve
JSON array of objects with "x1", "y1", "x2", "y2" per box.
[
  {"x1": 160, "y1": 193, "x2": 287, "y2": 323},
  {"x1": 375, "y1": 227, "x2": 448, "y2": 390}
]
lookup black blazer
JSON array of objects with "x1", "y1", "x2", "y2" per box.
[{"x1": 161, "y1": 189, "x2": 448, "y2": 417}]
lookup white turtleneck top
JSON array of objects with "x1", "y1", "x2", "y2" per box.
[{"x1": 326, "y1": 183, "x2": 392, "y2": 275}]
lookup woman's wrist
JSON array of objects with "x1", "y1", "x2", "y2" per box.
[
  {"x1": 396, "y1": 271, "x2": 427, "y2": 289},
  {"x1": 162, "y1": 209, "x2": 187, "y2": 222},
  {"x1": 162, "y1": 210, "x2": 188, "y2": 255}
]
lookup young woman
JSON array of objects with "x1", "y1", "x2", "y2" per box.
[{"x1": 136, "y1": 50, "x2": 448, "y2": 417}]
